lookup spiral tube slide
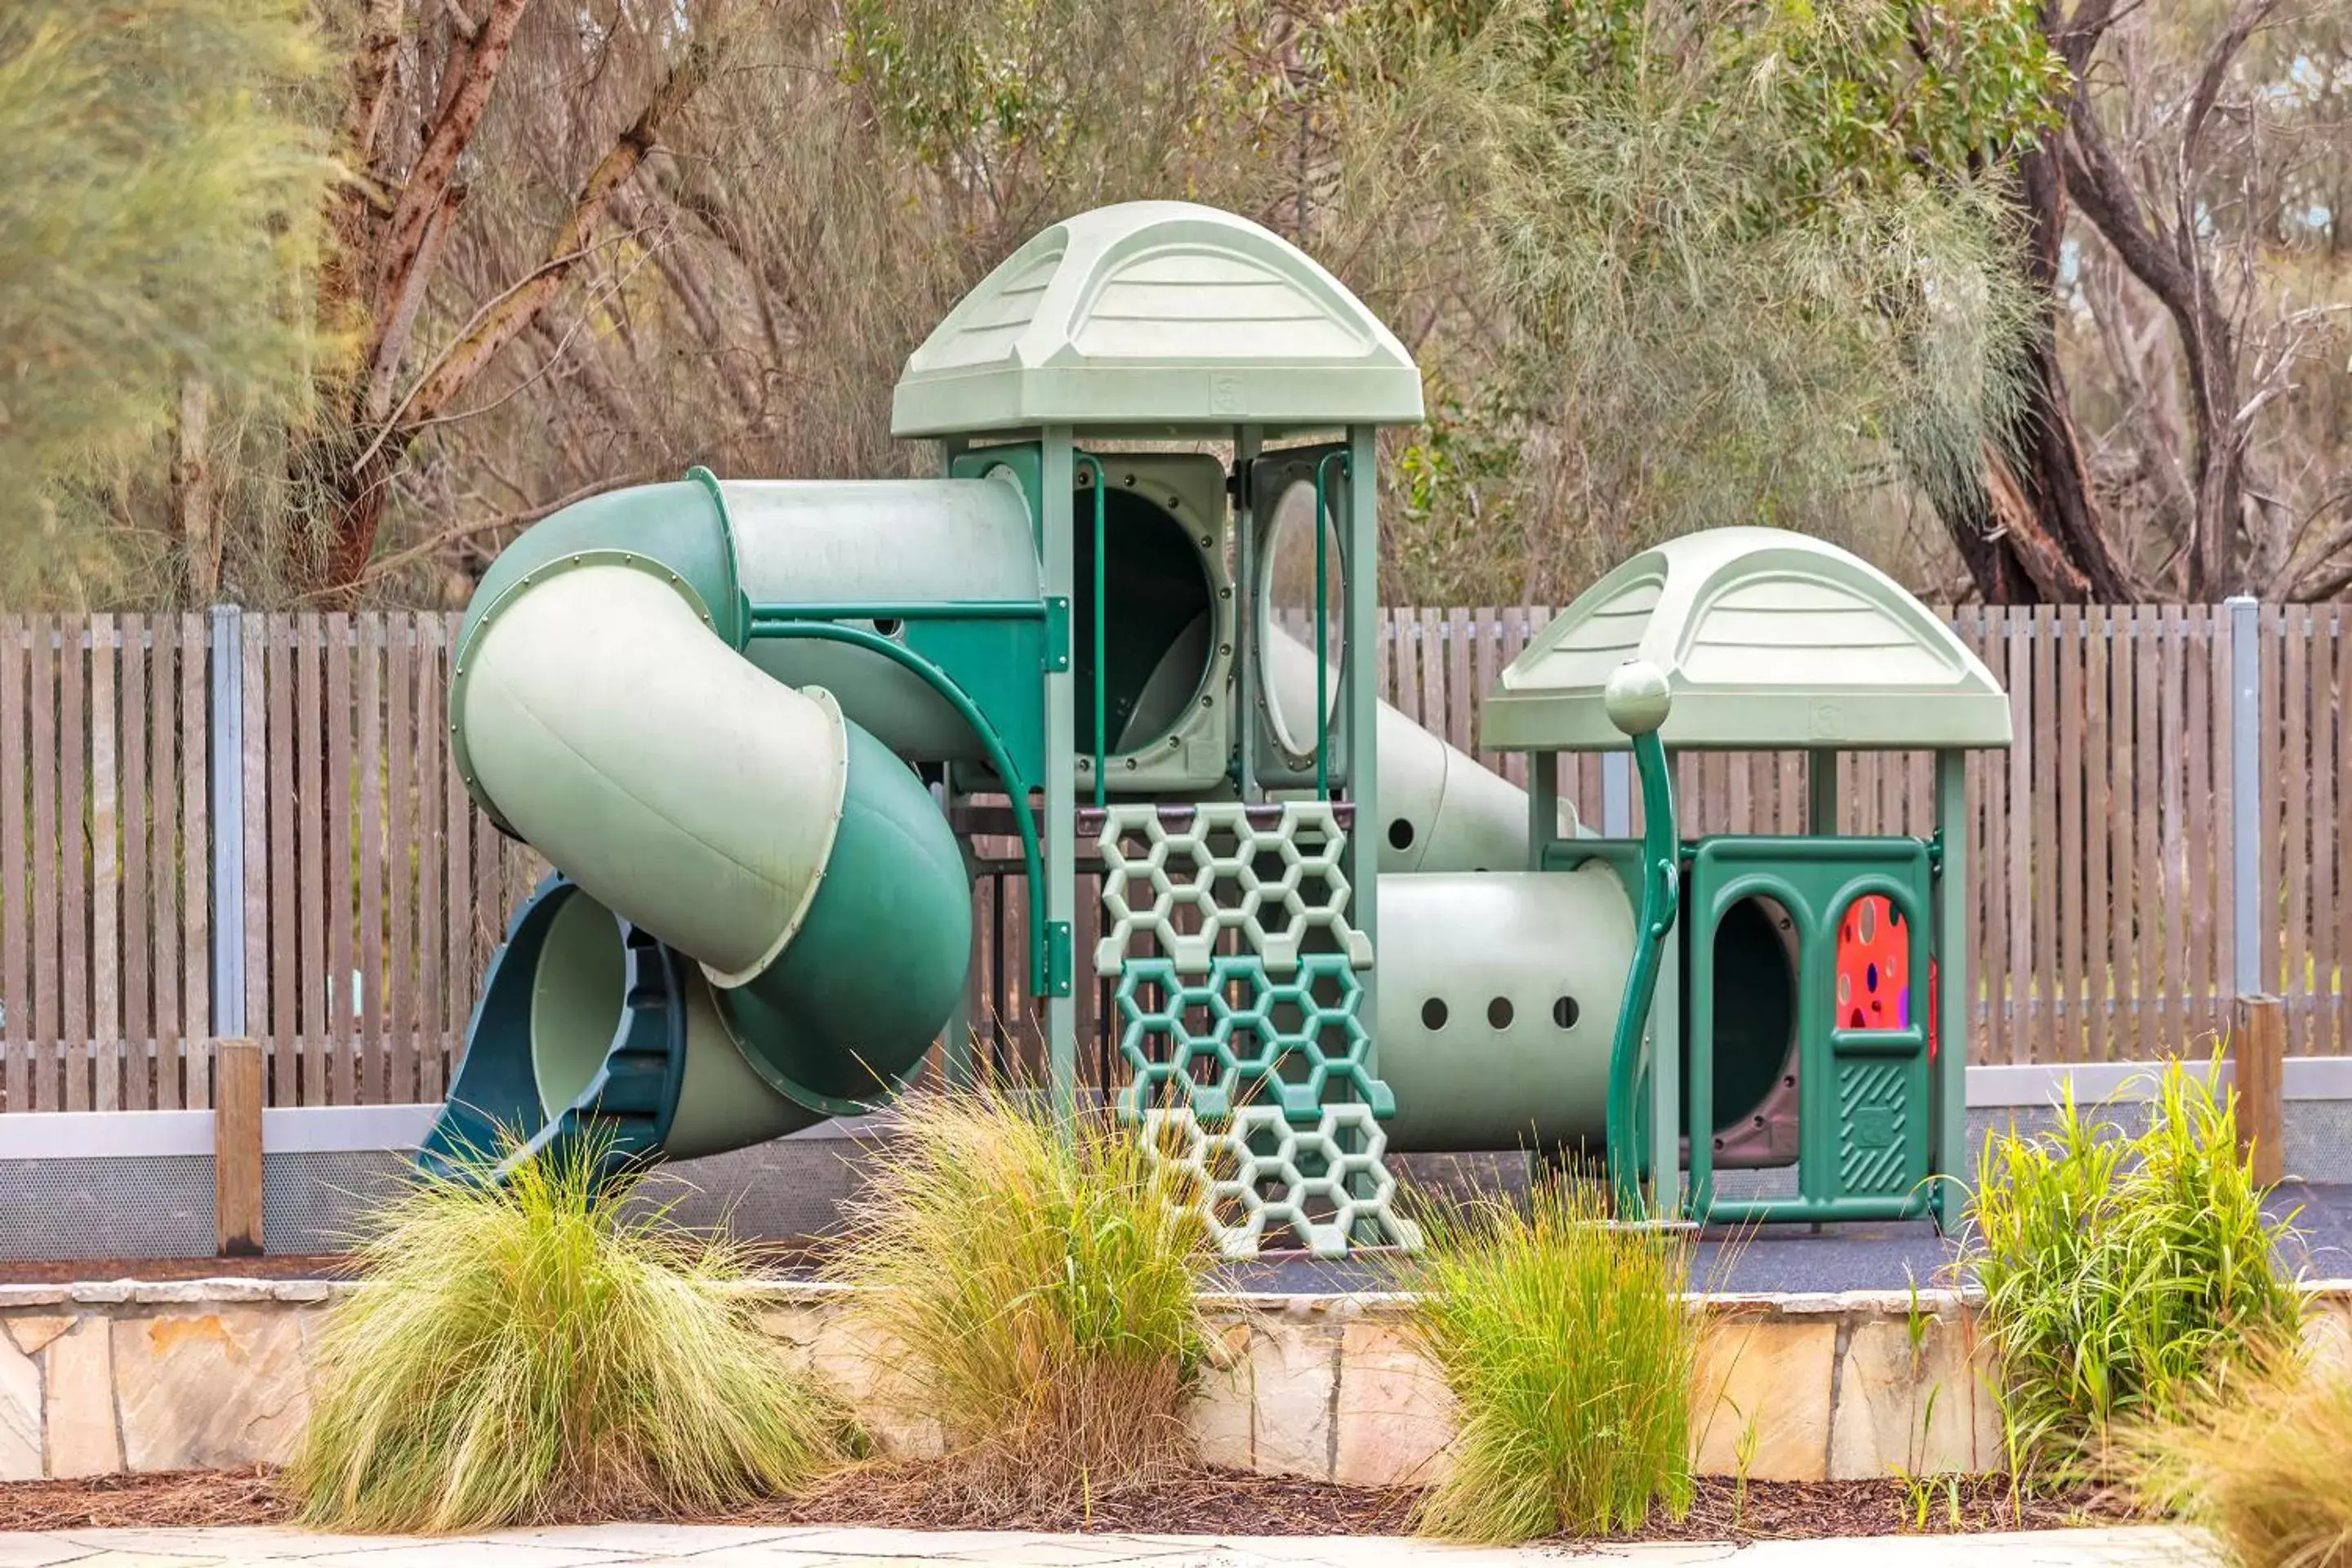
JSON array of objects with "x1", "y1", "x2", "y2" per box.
[{"x1": 419, "y1": 483, "x2": 973, "y2": 1177}]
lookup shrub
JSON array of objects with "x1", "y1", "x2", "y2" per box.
[
  {"x1": 2119, "y1": 1348, "x2": 2352, "y2": 1568},
  {"x1": 1966, "y1": 1058, "x2": 2303, "y2": 1486},
  {"x1": 822, "y1": 1092, "x2": 1212, "y2": 1510},
  {"x1": 289, "y1": 1136, "x2": 850, "y2": 1533},
  {"x1": 1405, "y1": 1176, "x2": 1699, "y2": 1544}
]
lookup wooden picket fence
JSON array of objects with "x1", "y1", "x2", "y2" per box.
[{"x1": 0, "y1": 604, "x2": 2338, "y2": 1111}]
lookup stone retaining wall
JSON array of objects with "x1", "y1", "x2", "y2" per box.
[{"x1": 7, "y1": 1279, "x2": 2348, "y2": 1487}]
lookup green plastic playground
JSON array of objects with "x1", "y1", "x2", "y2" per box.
[{"x1": 421, "y1": 199, "x2": 2014, "y2": 1257}]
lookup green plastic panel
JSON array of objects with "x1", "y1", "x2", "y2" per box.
[
  {"x1": 1683, "y1": 835, "x2": 1936, "y2": 1225},
  {"x1": 1481, "y1": 528, "x2": 2014, "y2": 753}
]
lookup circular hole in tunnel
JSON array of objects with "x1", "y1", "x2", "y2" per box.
[
  {"x1": 871, "y1": 617, "x2": 903, "y2": 639},
  {"x1": 1388, "y1": 817, "x2": 1416, "y2": 852},
  {"x1": 1071, "y1": 486, "x2": 1216, "y2": 757},
  {"x1": 1553, "y1": 996, "x2": 1580, "y2": 1029},
  {"x1": 1682, "y1": 894, "x2": 1798, "y2": 1137},
  {"x1": 1421, "y1": 997, "x2": 1449, "y2": 1031},
  {"x1": 1487, "y1": 997, "x2": 1514, "y2": 1030}
]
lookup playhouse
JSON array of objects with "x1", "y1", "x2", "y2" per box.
[{"x1": 420, "y1": 200, "x2": 2012, "y2": 1254}]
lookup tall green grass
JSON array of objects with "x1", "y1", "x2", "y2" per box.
[
  {"x1": 1404, "y1": 1177, "x2": 1699, "y2": 1544},
  {"x1": 822, "y1": 1092, "x2": 1212, "y2": 1509},
  {"x1": 1966, "y1": 1058, "x2": 2303, "y2": 1486},
  {"x1": 288, "y1": 1137, "x2": 851, "y2": 1533},
  {"x1": 2120, "y1": 1348, "x2": 2352, "y2": 1567}
]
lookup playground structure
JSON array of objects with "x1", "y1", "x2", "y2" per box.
[{"x1": 419, "y1": 200, "x2": 2012, "y2": 1254}]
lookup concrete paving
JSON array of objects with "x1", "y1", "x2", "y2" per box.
[{"x1": 0, "y1": 1525, "x2": 2216, "y2": 1567}]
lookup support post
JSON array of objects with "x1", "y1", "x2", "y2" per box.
[
  {"x1": 1232, "y1": 425, "x2": 1263, "y2": 803},
  {"x1": 1933, "y1": 750, "x2": 1968, "y2": 1225},
  {"x1": 1041, "y1": 430, "x2": 1079, "y2": 1117},
  {"x1": 1344, "y1": 425, "x2": 1380, "y2": 1068},
  {"x1": 2228, "y1": 595, "x2": 2262, "y2": 999},
  {"x1": 214, "y1": 1037, "x2": 263, "y2": 1256},
  {"x1": 2233, "y1": 994, "x2": 2284, "y2": 1187},
  {"x1": 207, "y1": 606, "x2": 245, "y2": 1044},
  {"x1": 1528, "y1": 751, "x2": 1557, "y2": 867},
  {"x1": 1808, "y1": 748, "x2": 1839, "y2": 835}
]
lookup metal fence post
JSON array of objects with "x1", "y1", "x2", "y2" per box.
[
  {"x1": 207, "y1": 604, "x2": 246, "y2": 1040},
  {"x1": 2228, "y1": 594, "x2": 2262, "y2": 999}
]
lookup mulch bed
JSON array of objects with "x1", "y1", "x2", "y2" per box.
[{"x1": 0, "y1": 1466, "x2": 2130, "y2": 1541}]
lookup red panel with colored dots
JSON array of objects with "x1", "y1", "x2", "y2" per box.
[{"x1": 1835, "y1": 895, "x2": 1937, "y2": 1059}]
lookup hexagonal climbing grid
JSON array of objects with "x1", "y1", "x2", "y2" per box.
[
  {"x1": 1141, "y1": 1104, "x2": 1422, "y2": 1259},
  {"x1": 1096, "y1": 802, "x2": 1414, "y2": 1258}
]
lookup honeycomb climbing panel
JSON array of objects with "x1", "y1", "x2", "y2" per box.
[
  {"x1": 1114, "y1": 953, "x2": 1389, "y2": 1122},
  {"x1": 1097, "y1": 802, "x2": 1414, "y2": 1257},
  {"x1": 1095, "y1": 803, "x2": 1371, "y2": 977},
  {"x1": 1142, "y1": 1104, "x2": 1422, "y2": 1260}
]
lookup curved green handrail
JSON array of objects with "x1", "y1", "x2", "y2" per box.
[
  {"x1": 1608, "y1": 728, "x2": 1679, "y2": 1218},
  {"x1": 684, "y1": 466, "x2": 745, "y2": 648},
  {"x1": 1311, "y1": 450, "x2": 1348, "y2": 800},
  {"x1": 743, "y1": 619, "x2": 1049, "y2": 994}
]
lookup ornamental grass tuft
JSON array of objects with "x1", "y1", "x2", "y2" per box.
[
  {"x1": 822, "y1": 1090, "x2": 1213, "y2": 1512},
  {"x1": 288, "y1": 1134, "x2": 852, "y2": 1533},
  {"x1": 1404, "y1": 1175, "x2": 1701, "y2": 1544}
]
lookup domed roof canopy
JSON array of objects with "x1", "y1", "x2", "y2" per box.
[
  {"x1": 891, "y1": 202, "x2": 1423, "y2": 438},
  {"x1": 1481, "y1": 528, "x2": 2012, "y2": 753}
]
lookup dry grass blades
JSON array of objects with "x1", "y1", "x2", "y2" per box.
[
  {"x1": 287, "y1": 1136, "x2": 853, "y2": 1534},
  {"x1": 1402, "y1": 1177, "x2": 1701, "y2": 1544},
  {"x1": 823, "y1": 1092, "x2": 1214, "y2": 1514}
]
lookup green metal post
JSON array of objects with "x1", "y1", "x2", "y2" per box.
[
  {"x1": 1934, "y1": 748, "x2": 1968, "y2": 1227},
  {"x1": 1809, "y1": 748, "x2": 1839, "y2": 835},
  {"x1": 1528, "y1": 751, "x2": 1557, "y2": 868},
  {"x1": 1075, "y1": 453, "x2": 1107, "y2": 808},
  {"x1": 1041, "y1": 430, "x2": 1079, "y2": 1118},
  {"x1": 1343, "y1": 426, "x2": 1379, "y2": 1060},
  {"x1": 1232, "y1": 426, "x2": 1263, "y2": 802}
]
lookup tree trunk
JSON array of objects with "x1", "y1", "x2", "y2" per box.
[{"x1": 1943, "y1": 144, "x2": 2136, "y2": 604}]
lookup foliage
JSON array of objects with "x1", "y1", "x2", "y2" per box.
[
  {"x1": 1964, "y1": 1058, "x2": 2304, "y2": 1488},
  {"x1": 289, "y1": 1136, "x2": 849, "y2": 1533},
  {"x1": 0, "y1": 0, "x2": 332, "y2": 604},
  {"x1": 1403, "y1": 1177, "x2": 1700, "y2": 1543},
  {"x1": 1325, "y1": 0, "x2": 2057, "y2": 602},
  {"x1": 2120, "y1": 1347, "x2": 2352, "y2": 1568},
  {"x1": 822, "y1": 1092, "x2": 1213, "y2": 1510}
]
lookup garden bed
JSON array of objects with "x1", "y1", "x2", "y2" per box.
[{"x1": 0, "y1": 1465, "x2": 2126, "y2": 1541}]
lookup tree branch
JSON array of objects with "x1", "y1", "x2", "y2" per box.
[{"x1": 405, "y1": 37, "x2": 716, "y2": 428}]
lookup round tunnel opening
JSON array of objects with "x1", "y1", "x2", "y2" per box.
[
  {"x1": 529, "y1": 887, "x2": 629, "y2": 1121},
  {"x1": 1682, "y1": 894, "x2": 1797, "y2": 1134},
  {"x1": 1071, "y1": 486, "x2": 1216, "y2": 756}
]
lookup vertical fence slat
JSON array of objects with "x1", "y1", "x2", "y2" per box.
[
  {"x1": 2338, "y1": 611, "x2": 2352, "y2": 1054},
  {"x1": 359, "y1": 617, "x2": 385, "y2": 1098},
  {"x1": 297, "y1": 615, "x2": 327, "y2": 1103},
  {"x1": 2135, "y1": 607, "x2": 2165, "y2": 1058},
  {"x1": 90, "y1": 618, "x2": 118, "y2": 1111},
  {"x1": 325, "y1": 614, "x2": 355, "y2": 1102},
  {"x1": 149, "y1": 617, "x2": 180, "y2": 1110},
  {"x1": 2057, "y1": 607, "x2": 2085, "y2": 1062},
  {"x1": 268, "y1": 617, "x2": 296, "y2": 1105},
  {"x1": 2004, "y1": 612, "x2": 2032, "y2": 1060},
  {"x1": 2186, "y1": 609, "x2": 2217, "y2": 1049},
  {"x1": 179, "y1": 612, "x2": 209, "y2": 1110},
  {"x1": 2284, "y1": 607, "x2": 2311, "y2": 1049},
  {"x1": 1972, "y1": 612, "x2": 2006, "y2": 1062},
  {"x1": 2211, "y1": 604, "x2": 2235, "y2": 1051},
  {"x1": 239, "y1": 612, "x2": 266, "y2": 1094},
  {"x1": 2, "y1": 621, "x2": 24, "y2": 1111},
  {"x1": 388, "y1": 617, "x2": 416, "y2": 1104},
  {"x1": 60, "y1": 621, "x2": 88, "y2": 1110},
  {"x1": 120, "y1": 616, "x2": 149, "y2": 1110},
  {"x1": 2031, "y1": 604, "x2": 2059, "y2": 1062},
  {"x1": 2312, "y1": 610, "x2": 2338, "y2": 1054},
  {"x1": 2159, "y1": 606, "x2": 2188, "y2": 1053},
  {"x1": 416, "y1": 617, "x2": 447, "y2": 1098}
]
